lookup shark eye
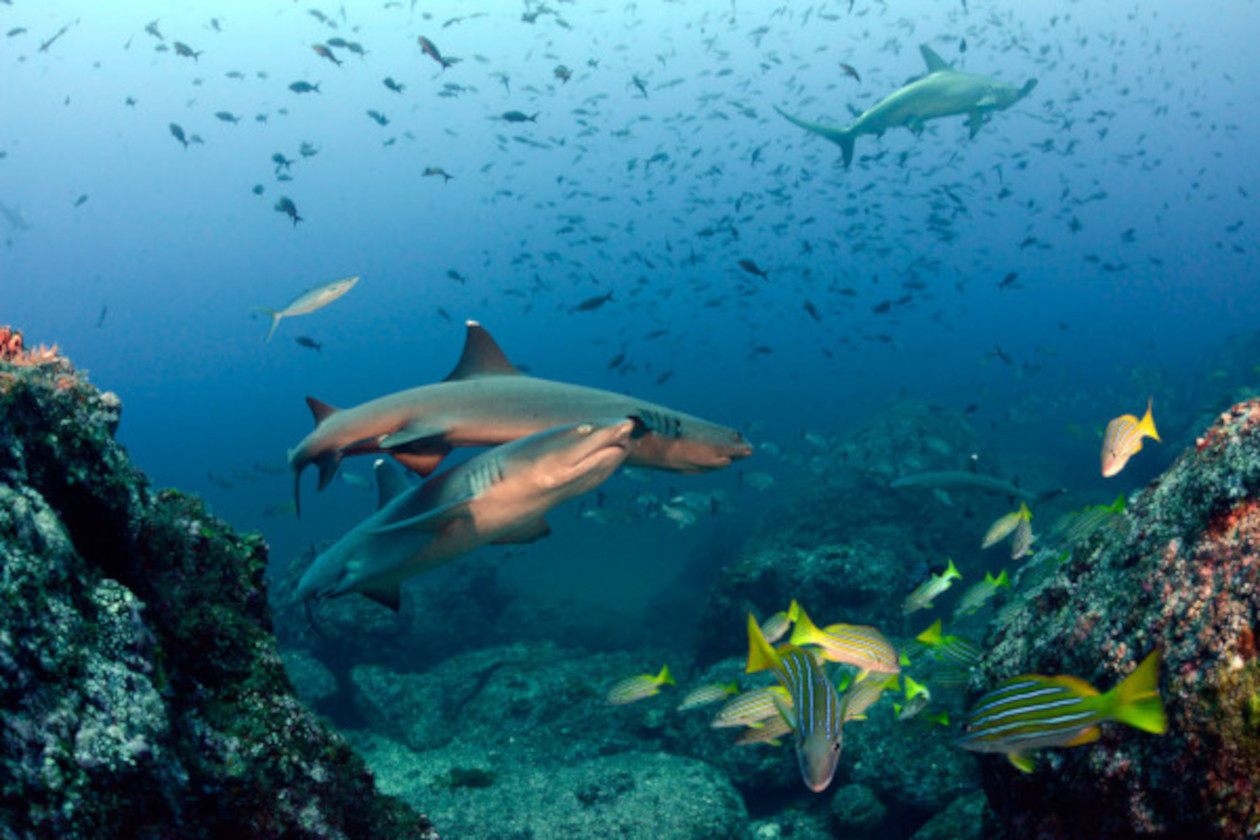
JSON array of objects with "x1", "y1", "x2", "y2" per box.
[{"x1": 576, "y1": 422, "x2": 593, "y2": 435}]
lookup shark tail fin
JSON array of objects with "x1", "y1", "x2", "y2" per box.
[
  {"x1": 1016, "y1": 78, "x2": 1038, "y2": 102},
  {"x1": 774, "y1": 106, "x2": 856, "y2": 168},
  {"x1": 255, "y1": 307, "x2": 282, "y2": 343},
  {"x1": 291, "y1": 457, "x2": 303, "y2": 517}
]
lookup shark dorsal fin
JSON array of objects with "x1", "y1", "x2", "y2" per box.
[
  {"x1": 306, "y1": 396, "x2": 339, "y2": 425},
  {"x1": 920, "y1": 44, "x2": 950, "y2": 73},
  {"x1": 373, "y1": 458, "x2": 409, "y2": 510},
  {"x1": 444, "y1": 321, "x2": 523, "y2": 381}
]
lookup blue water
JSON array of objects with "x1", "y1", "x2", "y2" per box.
[{"x1": 4, "y1": 0, "x2": 1258, "y2": 610}]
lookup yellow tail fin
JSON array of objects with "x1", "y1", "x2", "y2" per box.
[
  {"x1": 1139, "y1": 398, "x2": 1161, "y2": 443},
  {"x1": 746, "y1": 613, "x2": 780, "y2": 674},
  {"x1": 788, "y1": 603, "x2": 821, "y2": 647},
  {"x1": 1109, "y1": 649, "x2": 1167, "y2": 734}
]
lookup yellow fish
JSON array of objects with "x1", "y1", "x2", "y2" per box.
[
  {"x1": 1102, "y1": 398, "x2": 1160, "y2": 477},
  {"x1": 606, "y1": 665, "x2": 674, "y2": 704}
]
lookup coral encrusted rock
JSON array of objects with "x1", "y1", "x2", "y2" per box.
[
  {"x1": 972, "y1": 399, "x2": 1260, "y2": 839},
  {"x1": 0, "y1": 344, "x2": 437, "y2": 839}
]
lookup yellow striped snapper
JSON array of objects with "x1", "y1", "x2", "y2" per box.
[
  {"x1": 606, "y1": 664, "x2": 674, "y2": 704},
  {"x1": 1051, "y1": 495, "x2": 1126, "y2": 546},
  {"x1": 759, "y1": 600, "x2": 802, "y2": 644},
  {"x1": 1102, "y1": 399, "x2": 1160, "y2": 477},
  {"x1": 746, "y1": 614, "x2": 849, "y2": 792},
  {"x1": 841, "y1": 672, "x2": 900, "y2": 722},
  {"x1": 958, "y1": 649, "x2": 1167, "y2": 772},
  {"x1": 983, "y1": 503, "x2": 1035, "y2": 559},
  {"x1": 676, "y1": 681, "x2": 738, "y2": 712},
  {"x1": 789, "y1": 604, "x2": 900, "y2": 674},
  {"x1": 902, "y1": 558, "x2": 962, "y2": 614},
  {"x1": 734, "y1": 714, "x2": 793, "y2": 747},
  {"x1": 893, "y1": 676, "x2": 931, "y2": 721},
  {"x1": 952, "y1": 570, "x2": 1011, "y2": 619},
  {"x1": 916, "y1": 620, "x2": 983, "y2": 671},
  {"x1": 710, "y1": 685, "x2": 791, "y2": 729}
]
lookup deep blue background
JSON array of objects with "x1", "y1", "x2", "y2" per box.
[{"x1": 4, "y1": 0, "x2": 1257, "y2": 611}]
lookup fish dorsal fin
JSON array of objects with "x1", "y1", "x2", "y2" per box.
[
  {"x1": 444, "y1": 320, "x2": 523, "y2": 381},
  {"x1": 306, "y1": 396, "x2": 339, "y2": 425},
  {"x1": 920, "y1": 44, "x2": 950, "y2": 73},
  {"x1": 373, "y1": 458, "x2": 409, "y2": 510}
]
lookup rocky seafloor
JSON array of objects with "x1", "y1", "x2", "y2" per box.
[{"x1": 5, "y1": 336, "x2": 1260, "y2": 839}]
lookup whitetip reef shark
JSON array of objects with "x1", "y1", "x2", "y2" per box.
[
  {"x1": 890, "y1": 468, "x2": 1064, "y2": 507},
  {"x1": 775, "y1": 43, "x2": 1037, "y2": 168},
  {"x1": 287, "y1": 321, "x2": 752, "y2": 513},
  {"x1": 295, "y1": 417, "x2": 639, "y2": 610}
]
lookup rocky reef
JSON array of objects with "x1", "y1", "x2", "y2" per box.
[
  {"x1": 973, "y1": 399, "x2": 1260, "y2": 839},
  {"x1": 0, "y1": 337, "x2": 436, "y2": 839}
]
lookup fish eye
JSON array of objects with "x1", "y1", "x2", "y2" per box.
[
  {"x1": 576, "y1": 423, "x2": 593, "y2": 435},
  {"x1": 832, "y1": 742, "x2": 842, "y2": 752}
]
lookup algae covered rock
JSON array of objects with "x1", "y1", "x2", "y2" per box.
[
  {"x1": 971, "y1": 399, "x2": 1260, "y2": 839},
  {"x1": 0, "y1": 347, "x2": 435, "y2": 839}
]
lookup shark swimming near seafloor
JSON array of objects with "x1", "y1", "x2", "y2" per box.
[
  {"x1": 775, "y1": 43, "x2": 1037, "y2": 168},
  {"x1": 287, "y1": 321, "x2": 752, "y2": 513},
  {"x1": 295, "y1": 417, "x2": 639, "y2": 609}
]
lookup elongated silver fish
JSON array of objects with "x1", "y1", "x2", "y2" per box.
[{"x1": 255, "y1": 275, "x2": 359, "y2": 343}]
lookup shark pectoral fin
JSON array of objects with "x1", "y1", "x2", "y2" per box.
[
  {"x1": 492, "y1": 518, "x2": 551, "y2": 544},
  {"x1": 373, "y1": 459, "x2": 409, "y2": 510},
  {"x1": 379, "y1": 423, "x2": 449, "y2": 450},
  {"x1": 907, "y1": 117, "x2": 925, "y2": 137},
  {"x1": 367, "y1": 494, "x2": 475, "y2": 534},
  {"x1": 919, "y1": 43, "x2": 951, "y2": 73},
  {"x1": 315, "y1": 451, "x2": 342, "y2": 491},
  {"x1": 359, "y1": 582, "x2": 401, "y2": 611},
  {"x1": 390, "y1": 444, "x2": 452, "y2": 478},
  {"x1": 444, "y1": 321, "x2": 524, "y2": 380},
  {"x1": 968, "y1": 111, "x2": 986, "y2": 139}
]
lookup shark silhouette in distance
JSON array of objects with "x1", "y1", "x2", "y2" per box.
[
  {"x1": 287, "y1": 321, "x2": 752, "y2": 513},
  {"x1": 295, "y1": 417, "x2": 640, "y2": 610},
  {"x1": 775, "y1": 43, "x2": 1037, "y2": 167}
]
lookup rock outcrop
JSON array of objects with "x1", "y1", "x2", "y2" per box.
[
  {"x1": 0, "y1": 341, "x2": 436, "y2": 839},
  {"x1": 973, "y1": 399, "x2": 1260, "y2": 839}
]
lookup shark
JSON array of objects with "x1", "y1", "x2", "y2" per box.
[
  {"x1": 775, "y1": 44, "x2": 1037, "y2": 168},
  {"x1": 890, "y1": 469, "x2": 1064, "y2": 507},
  {"x1": 287, "y1": 321, "x2": 752, "y2": 513},
  {"x1": 295, "y1": 417, "x2": 638, "y2": 609}
]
